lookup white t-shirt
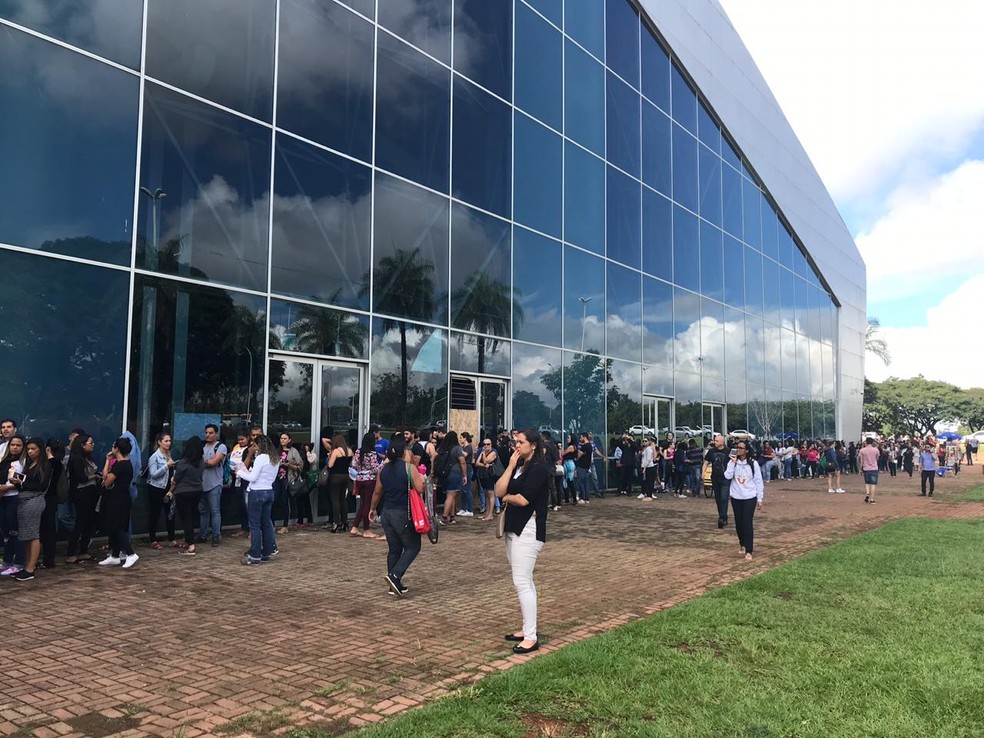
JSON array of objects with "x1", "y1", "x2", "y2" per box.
[{"x1": 3, "y1": 459, "x2": 23, "y2": 498}]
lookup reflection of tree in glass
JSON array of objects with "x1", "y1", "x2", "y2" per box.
[
  {"x1": 369, "y1": 371, "x2": 444, "y2": 430},
  {"x1": 748, "y1": 399, "x2": 781, "y2": 439},
  {"x1": 540, "y1": 353, "x2": 610, "y2": 436},
  {"x1": 220, "y1": 304, "x2": 283, "y2": 401},
  {"x1": 360, "y1": 247, "x2": 435, "y2": 425},
  {"x1": 449, "y1": 273, "x2": 522, "y2": 374},
  {"x1": 289, "y1": 298, "x2": 367, "y2": 358},
  {"x1": 606, "y1": 384, "x2": 642, "y2": 436}
]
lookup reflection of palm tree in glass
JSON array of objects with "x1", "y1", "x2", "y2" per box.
[
  {"x1": 290, "y1": 296, "x2": 367, "y2": 357},
  {"x1": 221, "y1": 305, "x2": 284, "y2": 402},
  {"x1": 359, "y1": 247, "x2": 436, "y2": 425},
  {"x1": 450, "y1": 273, "x2": 523, "y2": 373}
]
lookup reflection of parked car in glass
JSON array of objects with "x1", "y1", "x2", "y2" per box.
[
  {"x1": 728, "y1": 429, "x2": 757, "y2": 441},
  {"x1": 673, "y1": 426, "x2": 697, "y2": 439},
  {"x1": 628, "y1": 425, "x2": 655, "y2": 436}
]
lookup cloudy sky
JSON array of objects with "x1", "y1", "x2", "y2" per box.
[{"x1": 718, "y1": 0, "x2": 984, "y2": 389}]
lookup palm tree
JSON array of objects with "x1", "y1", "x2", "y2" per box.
[
  {"x1": 865, "y1": 317, "x2": 891, "y2": 366},
  {"x1": 290, "y1": 297, "x2": 368, "y2": 358},
  {"x1": 449, "y1": 273, "x2": 523, "y2": 373},
  {"x1": 359, "y1": 247, "x2": 436, "y2": 424}
]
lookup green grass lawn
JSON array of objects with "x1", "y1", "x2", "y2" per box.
[
  {"x1": 353, "y1": 519, "x2": 984, "y2": 738},
  {"x1": 952, "y1": 483, "x2": 984, "y2": 502}
]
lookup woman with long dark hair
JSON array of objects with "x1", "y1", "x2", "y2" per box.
[
  {"x1": 439, "y1": 431, "x2": 467, "y2": 526},
  {"x1": 167, "y1": 436, "x2": 204, "y2": 555},
  {"x1": 65, "y1": 433, "x2": 100, "y2": 564},
  {"x1": 8, "y1": 437, "x2": 51, "y2": 581},
  {"x1": 476, "y1": 437, "x2": 501, "y2": 519},
  {"x1": 236, "y1": 434, "x2": 279, "y2": 564},
  {"x1": 369, "y1": 438, "x2": 425, "y2": 597},
  {"x1": 146, "y1": 432, "x2": 177, "y2": 549},
  {"x1": 350, "y1": 432, "x2": 382, "y2": 538},
  {"x1": 0, "y1": 434, "x2": 25, "y2": 574},
  {"x1": 325, "y1": 433, "x2": 353, "y2": 533},
  {"x1": 494, "y1": 429, "x2": 551, "y2": 654},
  {"x1": 274, "y1": 432, "x2": 303, "y2": 533},
  {"x1": 39, "y1": 438, "x2": 64, "y2": 569},
  {"x1": 98, "y1": 436, "x2": 138, "y2": 569}
]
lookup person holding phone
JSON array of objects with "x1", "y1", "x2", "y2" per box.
[
  {"x1": 98, "y1": 437, "x2": 138, "y2": 569},
  {"x1": 1, "y1": 435, "x2": 26, "y2": 576},
  {"x1": 724, "y1": 441, "x2": 764, "y2": 561}
]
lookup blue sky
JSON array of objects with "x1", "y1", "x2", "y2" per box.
[{"x1": 719, "y1": 0, "x2": 984, "y2": 388}]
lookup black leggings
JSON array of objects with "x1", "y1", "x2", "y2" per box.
[
  {"x1": 731, "y1": 497, "x2": 757, "y2": 554},
  {"x1": 40, "y1": 495, "x2": 58, "y2": 567},
  {"x1": 66, "y1": 485, "x2": 97, "y2": 557},
  {"x1": 175, "y1": 493, "x2": 200, "y2": 545},
  {"x1": 921, "y1": 470, "x2": 936, "y2": 496},
  {"x1": 147, "y1": 485, "x2": 176, "y2": 543},
  {"x1": 105, "y1": 491, "x2": 134, "y2": 557}
]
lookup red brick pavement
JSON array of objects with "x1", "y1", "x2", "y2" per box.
[{"x1": 2, "y1": 465, "x2": 982, "y2": 738}]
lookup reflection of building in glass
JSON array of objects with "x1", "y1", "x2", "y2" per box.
[{"x1": 0, "y1": 0, "x2": 863, "y2": 466}]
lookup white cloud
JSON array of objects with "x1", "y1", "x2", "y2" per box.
[
  {"x1": 865, "y1": 273, "x2": 984, "y2": 389},
  {"x1": 855, "y1": 159, "x2": 984, "y2": 304},
  {"x1": 719, "y1": 0, "x2": 984, "y2": 202}
]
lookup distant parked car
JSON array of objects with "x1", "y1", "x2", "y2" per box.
[
  {"x1": 673, "y1": 426, "x2": 698, "y2": 439},
  {"x1": 628, "y1": 425, "x2": 655, "y2": 436},
  {"x1": 728, "y1": 429, "x2": 757, "y2": 441}
]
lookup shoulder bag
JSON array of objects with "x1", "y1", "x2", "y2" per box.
[
  {"x1": 407, "y1": 462, "x2": 431, "y2": 535},
  {"x1": 496, "y1": 502, "x2": 508, "y2": 539}
]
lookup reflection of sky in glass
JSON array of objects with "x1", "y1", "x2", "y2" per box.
[
  {"x1": 606, "y1": 263, "x2": 642, "y2": 362},
  {"x1": 564, "y1": 247, "x2": 605, "y2": 353},
  {"x1": 514, "y1": 2, "x2": 561, "y2": 131},
  {"x1": 0, "y1": 28, "x2": 137, "y2": 265},
  {"x1": 513, "y1": 229, "x2": 562, "y2": 346}
]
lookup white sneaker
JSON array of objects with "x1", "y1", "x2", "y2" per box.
[
  {"x1": 122, "y1": 553, "x2": 140, "y2": 569},
  {"x1": 828, "y1": 488, "x2": 835, "y2": 493},
  {"x1": 637, "y1": 493, "x2": 646, "y2": 499},
  {"x1": 836, "y1": 488, "x2": 846, "y2": 494},
  {"x1": 458, "y1": 511, "x2": 472, "y2": 517},
  {"x1": 98, "y1": 556, "x2": 122, "y2": 566}
]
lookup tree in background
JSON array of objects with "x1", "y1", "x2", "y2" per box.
[
  {"x1": 865, "y1": 317, "x2": 891, "y2": 366},
  {"x1": 867, "y1": 376, "x2": 967, "y2": 435}
]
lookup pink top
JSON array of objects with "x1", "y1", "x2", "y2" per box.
[{"x1": 858, "y1": 445, "x2": 880, "y2": 472}]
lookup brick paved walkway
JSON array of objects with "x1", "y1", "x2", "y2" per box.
[{"x1": 2, "y1": 464, "x2": 982, "y2": 738}]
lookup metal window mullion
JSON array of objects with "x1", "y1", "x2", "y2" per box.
[{"x1": 262, "y1": 0, "x2": 282, "y2": 434}]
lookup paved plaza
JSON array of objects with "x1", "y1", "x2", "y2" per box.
[{"x1": 2, "y1": 466, "x2": 983, "y2": 738}]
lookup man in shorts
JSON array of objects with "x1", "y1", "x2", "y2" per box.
[{"x1": 858, "y1": 438, "x2": 881, "y2": 504}]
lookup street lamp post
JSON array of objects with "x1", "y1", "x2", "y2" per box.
[
  {"x1": 137, "y1": 187, "x2": 166, "y2": 449},
  {"x1": 578, "y1": 296, "x2": 592, "y2": 353}
]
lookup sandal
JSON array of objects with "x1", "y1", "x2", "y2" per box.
[
  {"x1": 277, "y1": 527, "x2": 289, "y2": 535},
  {"x1": 65, "y1": 556, "x2": 78, "y2": 564},
  {"x1": 349, "y1": 529, "x2": 364, "y2": 537},
  {"x1": 179, "y1": 548, "x2": 197, "y2": 556},
  {"x1": 150, "y1": 542, "x2": 164, "y2": 550}
]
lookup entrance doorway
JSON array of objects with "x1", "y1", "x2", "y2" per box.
[
  {"x1": 702, "y1": 402, "x2": 724, "y2": 442},
  {"x1": 449, "y1": 375, "x2": 508, "y2": 443},
  {"x1": 266, "y1": 356, "x2": 365, "y2": 448},
  {"x1": 643, "y1": 395, "x2": 673, "y2": 436}
]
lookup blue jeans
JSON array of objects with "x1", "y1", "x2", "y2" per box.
[
  {"x1": 198, "y1": 485, "x2": 222, "y2": 541},
  {"x1": 783, "y1": 458, "x2": 793, "y2": 479},
  {"x1": 575, "y1": 467, "x2": 591, "y2": 501},
  {"x1": 453, "y1": 470, "x2": 473, "y2": 513},
  {"x1": 380, "y1": 506, "x2": 421, "y2": 580},
  {"x1": 713, "y1": 480, "x2": 730, "y2": 525},
  {"x1": 247, "y1": 488, "x2": 276, "y2": 560}
]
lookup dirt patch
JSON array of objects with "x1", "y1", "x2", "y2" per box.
[
  {"x1": 674, "y1": 640, "x2": 726, "y2": 657},
  {"x1": 776, "y1": 591, "x2": 794, "y2": 600},
  {"x1": 521, "y1": 712, "x2": 589, "y2": 737},
  {"x1": 65, "y1": 712, "x2": 140, "y2": 738}
]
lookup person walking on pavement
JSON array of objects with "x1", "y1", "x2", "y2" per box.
[{"x1": 702, "y1": 433, "x2": 732, "y2": 528}]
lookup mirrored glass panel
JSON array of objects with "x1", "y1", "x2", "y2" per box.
[
  {"x1": 375, "y1": 31, "x2": 451, "y2": 192},
  {"x1": 606, "y1": 0, "x2": 639, "y2": 88},
  {"x1": 565, "y1": 39, "x2": 605, "y2": 156},
  {"x1": 778, "y1": 266, "x2": 795, "y2": 328},
  {"x1": 127, "y1": 275, "x2": 266, "y2": 452},
  {"x1": 642, "y1": 187, "x2": 672, "y2": 282},
  {"x1": 565, "y1": 142, "x2": 605, "y2": 254},
  {"x1": 745, "y1": 317, "x2": 765, "y2": 386},
  {"x1": 723, "y1": 234, "x2": 744, "y2": 309},
  {"x1": 450, "y1": 204, "x2": 511, "y2": 337},
  {"x1": 641, "y1": 28, "x2": 670, "y2": 112},
  {"x1": 0, "y1": 29, "x2": 137, "y2": 265},
  {"x1": 674, "y1": 372, "x2": 701, "y2": 429},
  {"x1": 670, "y1": 64, "x2": 696, "y2": 134},
  {"x1": 278, "y1": 0, "x2": 374, "y2": 162},
  {"x1": 564, "y1": 0, "x2": 603, "y2": 60},
  {"x1": 762, "y1": 320, "x2": 782, "y2": 388},
  {"x1": 513, "y1": 227, "x2": 563, "y2": 346},
  {"x1": 726, "y1": 381, "x2": 747, "y2": 435},
  {"x1": 378, "y1": 0, "x2": 450, "y2": 63},
  {"x1": 514, "y1": 113, "x2": 562, "y2": 237},
  {"x1": 722, "y1": 161, "x2": 742, "y2": 238},
  {"x1": 372, "y1": 172, "x2": 449, "y2": 324},
  {"x1": 515, "y1": 2, "x2": 562, "y2": 131},
  {"x1": 269, "y1": 299, "x2": 368, "y2": 359},
  {"x1": 780, "y1": 326, "x2": 796, "y2": 390},
  {"x1": 608, "y1": 359, "x2": 643, "y2": 437},
  {"x1": 796, "y1": 334, "x2": 812, "y2": 396},
  {"x1": 761, "y1": 257, "x2": 780, "y2": 325},
  {"x1": 761, "y1": 197, "x2": 779, "y2": 262},
  {"x1": 450, "y1": 331, "x2": 511, "y2": 377},
  {"x1": 335, "y1": 0, "x2": 374, "y2": 19},
  {"x1": 146, "y1": 0, "x2": 275, "y2": 121},
  {"x1": 742, "y1": 176, "x2": 762, "y2": 250},
  {"x1": 526, "y1": 0, "x2": 561, "y2": 25},
  {"x1": 271, "y1": 135, "x2": 371, "y2": 309},
  {"x1": 454, "y1": 0, "x2": 511, "y2": 100},
  {"x1": 642, "y1": 102, "x2": 671, "y2": 196},
  {"x1": 0, "y1": 0, "x2": 142, "y2": 68},
  {"x1": 642, "y1": 276, "x2": 673, "y2": 368},
  {"x1": 700, "y1": 298, "x2": 724, "y2": 378},
  {"x1": 672, "y1": 206, "x2": 699, "y2": 293},
  {"x1": 563, "y1": 246, "x2": 605, "y2": 353},
  {"x1": 743, "y1": 247, "x2": 763, "y2": 315},
  {"x1": 697, "y1": 101, "x2": 721, "y2": 154},
  {"x1": 673, "y1": 287, "x2": 700, "y2": 373},
  {"x1": 512, "y1": 342, "x2": 562, "y2": 436},
  {"x1": 138, "y1": 84, "x2": 271, "y2": 291},
  {"x1": 698, "y1": 146, "x2": 722, "y2": 226},
  {"x1": 369, "y1": 318, "x2": 448, "y2": 430},
  {"x1": 722, "y1": 138, "x2": 741, "y2": 171},
  {"x1": 606, "y1": 263, "x2": 642, "y2": 362},
  {"x1": 723, "y1": 307, "x2": 745, "y2": 382},
  {"x1": 562, "y1": 351, "x2": 606, "y2": 451},
  {"x1": 672, "y1": 125, "x2": 698, "y2": 212},
  {"x1": 779, "y1": 223, "x2": 796, "y2": 266},
  {"x1": 0, "y1": 250, "x2": 128, "y2": 450},
  {"x1": 607, "y1": 166, "x2": 641, "y2": 270},
  {"x1": 702, "y1": 377, "x2": 724, "y2": 404},
  {"x1": 452, "y1": 77, "x2": 511, "y2": 217},
  {"x1": 699, "y1": 221, "x2": 723, "y2": 302},
  {"x1": 607, "y1": 72, "x2": 640, "y2": 177}
]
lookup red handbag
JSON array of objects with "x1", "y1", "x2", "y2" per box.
[{"x1": 407, "y1": 463, "x2": 431, "y2": 534}]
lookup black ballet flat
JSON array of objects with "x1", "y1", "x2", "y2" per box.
[
  {"x1": 504, "y1": 633, "x2": 524, "y2": 642},
  {"x1": 512, "y1": 641, "x2": 540, "y2": 654}
]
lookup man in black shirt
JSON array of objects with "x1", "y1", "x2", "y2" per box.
[
  {"x1": 702, "y1": 433, "x2": 732, "y2": 528},
  {"x1": 574, "y1": 433, "x2": 593, "y2": 504},
  {"x1": 616, "y1": 435, "x2": 639, "y2": 495}
]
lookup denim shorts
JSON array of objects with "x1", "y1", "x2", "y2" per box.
[{"x1": 863, "y1": 470, "x2": 879, "y2": 485}]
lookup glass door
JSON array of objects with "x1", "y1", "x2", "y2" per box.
[
  {"x1": 267, "y1": 356, "x2": 364, "y2": 447},
  {"x1": 479, "y1": 380, "x2": 506, "y2": 442},
  {"x1": 449, "y1": 374, "x2": 508, "y2": 442},
  {"x1": 701, "y1": 402, "x2": 724, "y2": 442},
  {"x1": 643, "y1": 395, "x2": 672, "y2": 437}
]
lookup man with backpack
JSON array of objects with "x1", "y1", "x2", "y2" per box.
[{"x1": 702, "y1": 433, "x2": 732, "y2": 529}]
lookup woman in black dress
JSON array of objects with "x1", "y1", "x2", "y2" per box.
[{"x1": 494, "y1": 429, "x2": 551, "y2": 654}]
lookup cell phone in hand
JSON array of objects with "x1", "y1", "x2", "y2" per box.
[
  {"x1": 730, "y1": 449, "x2": 737, "y2": 458},
  {"x1": 11, "y1": 472, "x2": 26, "y2": 483}
]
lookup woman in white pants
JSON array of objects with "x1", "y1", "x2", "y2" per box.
[{"x1": 495, "y1": 429, "x2": 551, "y2": 654}]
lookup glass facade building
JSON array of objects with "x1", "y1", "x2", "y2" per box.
[{"x1": 0, "y1": 0, "x2": 862, "y2": 463}]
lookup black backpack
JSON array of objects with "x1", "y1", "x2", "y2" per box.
[{"x1": 432, "y1": 447, "x2": 454, "y2": 481}]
